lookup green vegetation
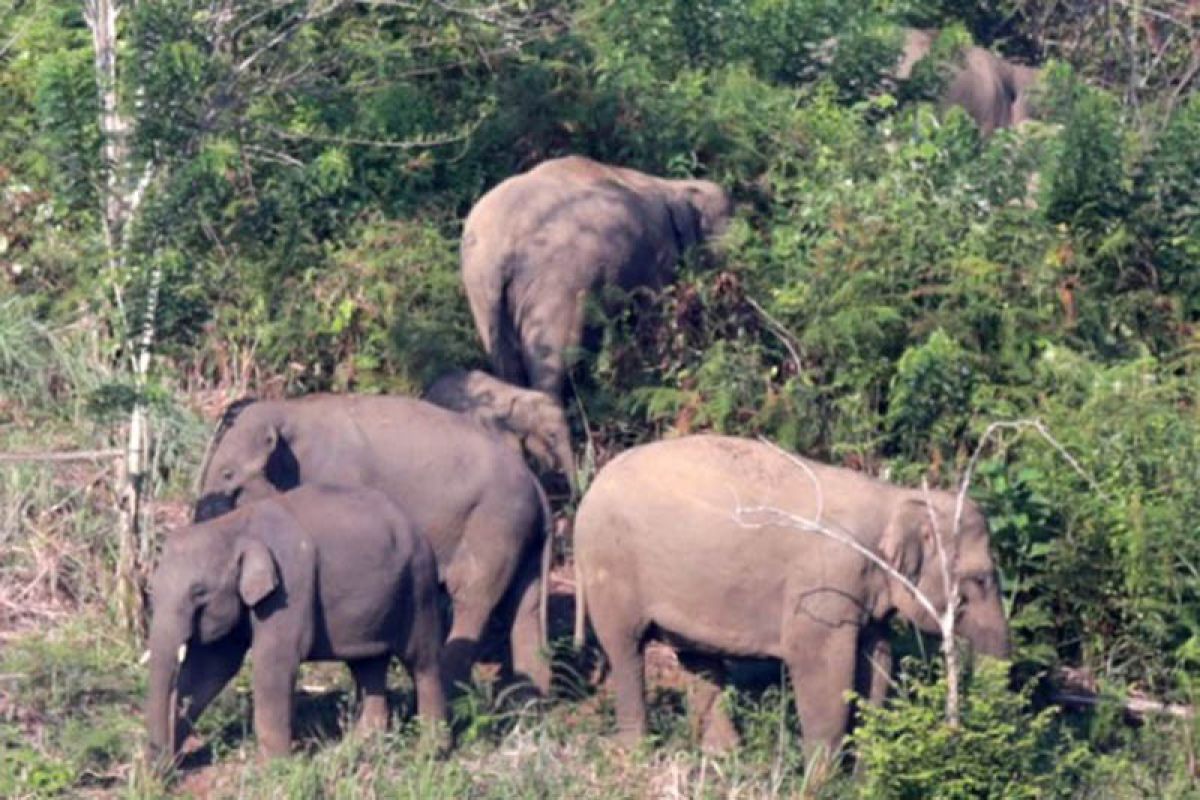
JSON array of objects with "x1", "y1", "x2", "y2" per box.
[{"x1": 2, "y1": 0, "x2": 1199, "y2": 796}]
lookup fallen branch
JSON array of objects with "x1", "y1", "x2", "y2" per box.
[
  {"x1": 0, "y1": 449, "x2": 124, "y2": 463},
  {"x1": 1053, "y1": 690, "x2": 1195, "y2": 721}
]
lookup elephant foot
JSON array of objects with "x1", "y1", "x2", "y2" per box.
[
  {"x1": 416, "y1": 718, "x2": 454, "y2": 758},
  {"x1": 613, "y1": 726, "x2": 644, "y2": 751}
]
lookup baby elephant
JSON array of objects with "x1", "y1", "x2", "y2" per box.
[
  {"x1": 145, "y1": 485, "x2": 445, "y2": 766},
  {"x1": 574, "y1": 435, "x2": 1009, "y2": 776},
  {"x1": 424, "y1": 369, "x2": 576, "y2": 492}
]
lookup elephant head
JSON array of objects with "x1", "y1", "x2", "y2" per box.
[
  {"x1": 144, "y1": 519, "x2": 278, "y2": 765},
  {"x1": 879, "y1": 493, "x2": 1010, "y2": 659},
  {"x1": 194, "y1": 399, "x2": 299, "y2": 522},
  {"x1": 663, "y1": 179, "x2": 733, "y2": 251},
  {"x1": 507, "y1": 391, "x2": 577, "y2": 494}
]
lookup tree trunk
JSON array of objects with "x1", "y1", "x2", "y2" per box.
[{"x1": 84, "y1": 0, "x2": 155, "y2": 639}]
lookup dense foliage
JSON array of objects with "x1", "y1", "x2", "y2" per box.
[{"x1": 2, "y1": 0, "x2": 1199, "y2": 795}]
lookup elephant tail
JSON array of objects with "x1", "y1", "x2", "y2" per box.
[
  {"x1": 533, "y1": 478, "x2": 553, "y2": 650},
  {"x1": 572, "y1": 538, "x2": 586, "y2": 651}
]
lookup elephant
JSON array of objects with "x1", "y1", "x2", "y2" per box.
[
  {"x1": 461, "y1": 155, "x2": 733, "y2": 397},
  {"x1": 572, "y1": 435, "x2": 1010, "y2": 774},
  {"x1": 193, "y1": 393, "x2": 553, "y2": 697},
  {"x1": 145, "y1": 484, "x2": 445, "y2": 766},
  {"x1": 423, "y1": 369, "x2": 576, "y2": 495},
  {"x1": 895, "y1": 28, "x2": 1041, "y2": 136}
]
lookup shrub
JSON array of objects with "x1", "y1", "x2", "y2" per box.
[{"x1": 853, "y1": 659, "x2": 1090, "y2": 800}]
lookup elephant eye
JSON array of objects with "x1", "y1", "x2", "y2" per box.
[
  {"x1": 963, "y1": 574, "x2": 991, "y2": 593},
  {"x1": 189, "y1": 584, "x2": 208, "y2": 602},
  {"x1": 221, "y1": 468, "x2": 235, "y2": 482}
]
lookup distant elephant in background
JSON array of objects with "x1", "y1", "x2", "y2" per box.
[
  {"x1": 423, "y1": 369, "x2": 576, "y2": 495},
  {"x1": 146, "y1": 485, "x2": 445, "y2": 764},
  {"x1": 573, "y1": 435, "x2": 1010, "y2": 774},
  {"x1": 461, "y1": 155, "x2": 733, "y2": 397},
  {"x1": 896, "y1": 28, "x2": 1041, "y2": 136},
  {"x1": 193, "y1": 394, "x2": 553, "y2": 697}
]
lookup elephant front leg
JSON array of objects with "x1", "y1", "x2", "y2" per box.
[
  {"x1": 401, "y1": 650, "x2": 450, "y2": 753},
  {"x1": 855, "y1": 621, "x2": 893, "y2": 708},
  {"x1": 175, "y1": 639, "x2": 248, "y2": 752},
  {"x1": 678, "y1": 653, "x2": 739, "y2": 753},
  {"x1": 348, "y1": 656, "x2": 390, "y2": 736},
  {"x1": 784, "y1": 624, "x2": 858, "y2": 785},
  {"x1": 251, "y1": 648, "x2": 298, "y2": 758}
]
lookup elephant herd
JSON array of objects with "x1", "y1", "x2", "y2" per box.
[{"x1": 146, "y1": 81, "x2": 1020, "y2": 777}]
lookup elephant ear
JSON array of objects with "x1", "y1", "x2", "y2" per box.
[
  {"x1": 879, "y1": 499, "x2": 933, "y2": 582},
  {"x1": 237, "y1": 539, "x2": 279, "y2": 607},
  {"x1": 665, "y1": 193, "x2": 703, "y2": 252}
]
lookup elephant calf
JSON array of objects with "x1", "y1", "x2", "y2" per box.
[
  {"x1": 145, "y1": 485, "x2": 445, "y2": 765},
  {"x1": 423, "y1": 369, "x2": 576, "y2": 492},
  {"x1": 573, "y1": 435, "x2": 1009, "y2": 772}
]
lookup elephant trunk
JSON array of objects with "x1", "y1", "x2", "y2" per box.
[
  {"x1": 971, "y1": 625, "x2": 1011, "y2": 660},
  {"x1": 961, "y1": 596, "x2": 1011, "y2": 660},
  {"x1": 556, "y1": 439, "x2": 578, "y2": 499},
  {"x1": 146, "y1": 647, "x2": 182, "y2": 767},
  {"x1": 145, "y1": 614, "x2": 191, "y2": 768}
]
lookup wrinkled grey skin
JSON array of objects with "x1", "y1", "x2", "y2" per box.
[
  {"x1": 194, "y1": 394, "x2": 552, "y2": 697},
  {"x1": 573, "y1": 435, "x2": 1009, "y2": 774},
  {"x1": 146, "y1": 485, "x2": 445, "y2": 766},
  {"x1": 423, "y1": 369, "x2": 576, "y2": 494},
  {"x1": 462, "y1": 155, "x2": 733, "y2": 397},
  {"x1": 896, "y1": 28, "x2": 1041, "y2": 136}
]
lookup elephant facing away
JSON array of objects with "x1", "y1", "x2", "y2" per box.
[
  {"x1": 146, "y1": 485, "x2": 445, "y2": 765},
  {"x1": 193, "y1": 394, "x2": 553, "y2": 697},
  {"x1": 573, "y1": 435, "x2": 1009, "y2": 774},
  {"x1": 461, "y1": 155, "x2": 733, "y2": 397},
  {"x1": 423, "y1": 369, "x2": 576, "y2": 495},
  {"x1": 896, "y1": 28, "x2": 1041, "y2": 136}
]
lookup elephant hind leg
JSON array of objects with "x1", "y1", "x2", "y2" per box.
[
  {"x1": 517, "y1": 288, "x2": 585, "y2": 398},
  {"x1": 492, "y1": 299, "x2": 529, "y2": 387},
  {"x1": 584, "y1": 581, "x2": 648, "y2": 744},
  {"x1": 440, "y1": 523, "x2": 521, "y2": 698},
  {"x1": 503, "y1": 545, "x2": 552, "y2": 696},
  {"x1": 678, "y1": 652, "x2": 739, "y2": 753}
]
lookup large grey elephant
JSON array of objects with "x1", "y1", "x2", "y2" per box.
[
  {"x1": 896, "y1": 28, "x2": 1041, "y2": 136},
  {"x1": 573, "y1": 435, "x2": 1009, "y2": 773},
  {"x1": 193, "y1": 394, "x2": 552, "y2": 696},
  {"x1": 461, "y1": 155, "x2": 733, "y2": 397},
  {"x1": 423, "y1": 369, "x2": 576, "y2": 494},
  {"x1": 146, "y1": 485, "x2": 445, "y2": 765}
]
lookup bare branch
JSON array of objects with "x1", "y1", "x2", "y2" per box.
[
  {"x1": 232, "y1": 0, "x2": 346, "y2": 77},
  {"x1": 260, "y1": 115, "x2": 484, "y2": 150},
  {"x1": 753, "y1": 436, "x2": 825, "y2": 524},
  {"x1": 733, "y1": 504, "x2": 943, "y2": 625},
  {"x1": 745, "y1": 295, "x2": 805, "y2": 376},
  {"x1": 0, "y1": 449, "x2": 123, "y2": 463},
  {"x1": 954, "y1": 418, "x2": 1103, "y2": 545}
]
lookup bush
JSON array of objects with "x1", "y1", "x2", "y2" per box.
[{"x1": 853, "y1": 660, "x2": 1090, "y2": 799}]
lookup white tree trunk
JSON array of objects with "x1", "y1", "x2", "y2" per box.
[{"x1": 84, "y1": 0, "x2": 156, "y2": 638}]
